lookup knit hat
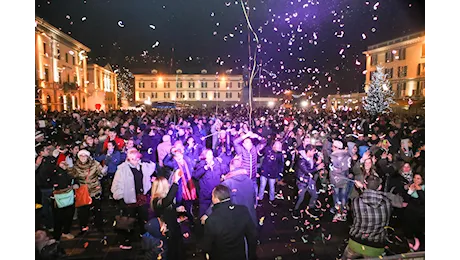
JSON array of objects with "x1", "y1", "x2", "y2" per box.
[
  {"x1": 77, "y1": 149, "x2": 90, "y2": 159},
  {"x1": 332, "y1": 140, "x2": 343, "y2": 149}
]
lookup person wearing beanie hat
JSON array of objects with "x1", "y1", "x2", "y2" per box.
[
  {"x1": 69, "y1": 149, "x2": 105, "y2": 233},
  {"x1": 329, "y1": 139, "x2": 352, "y2": 222}
]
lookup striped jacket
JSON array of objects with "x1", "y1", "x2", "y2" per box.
[{"x1": 233, "y1": 136, "x2": 266, "y2": 180}]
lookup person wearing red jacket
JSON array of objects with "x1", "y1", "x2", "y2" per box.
[{"x1": 103, "y1": 128, "x2": 125, "y2": 152}]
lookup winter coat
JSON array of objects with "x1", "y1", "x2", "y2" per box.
[
  {"x1": 36, "y1": 156, "x2": 58, "y2": 189},
  {"x1": 69, "y1": 159, "x2": 104, "y2": 197},
  {"x1": 221, "y1": 169, "x2": 257, "y2": 225},
  {"x1": 140, "y1": 134, "x2": 162, "y2": 163},
  {"x1": 261, "y1": 149, "x2": 284, "y2": 179},
  {"x1": 329, "y1": 149, "x2": 351, "y2": 188},
  {"x1": 95, "y1": 150, "x2": 122, "y2": 176},
  {"x1": 184, "y1": 144, "x2": 203, "y2": 165},
  {"x1": 111, "y1": 161, "x2": 156, "y2": 204},
  {"x1": 295, "y1": 156, "x2": 318, "y2": 181},
  {"x1": 193, "y1": 158, "x2": 228, "y2": 202},
  {"x1": 233, "y1": 136, "x2": 267, "y2": 180},
  {"x1": 50, "y1": 167, "x2": 75, "y2": 192},
  {"x1": 103, "y1": 136, "x2": 125, "y2": 152},
  {"x1": 349, "y1": 190, "x2": 404, "y2": 248},
  {"x1": 202, "y1": 200, "x2": 257, "y2": 260}
]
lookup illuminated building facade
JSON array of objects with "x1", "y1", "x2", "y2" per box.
[
  {"x1": 35, "y1": 16, "x2": 90, "y2": 111},
  {"x1": 327, "y1": 93, "x2": 367, "y2": 111},
  {"x1": 363, "y1": 32, "x2": 425, "y2": 110},
  {"x1": 134, "y1": 70, "x2": 243, "y2": 107},
  {"x1": 87, "y1": 64, "x2": 118, "y2": 110}
]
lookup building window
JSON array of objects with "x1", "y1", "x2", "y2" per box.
[
  {"x1": 151, "y1": 82, "x2": 157, "y2": 88},
  {"x1": 189, "y1": 92, "x2": 195, "y2": 99},
  {"x1": 67, "y1": 74, "x2": 70, "y2": 83},
  {"x1": 57, "y1": 48, "x2": 60, "y2": 60},
  {"x1": 72, "y1": 56, "x2": 75, "y2": 65},
  {"x1": 151, "y1": 92, "x2": 158, "y2": 99},
  {"x1": 165, "y1": 82, "x2": 170, "y2": 88},
  {"x1": 415, "y1": 81, "x2": 425, "y2": 97},
  {"x1": 417, "y1": 63, "x2": 425, "y2": 76},
  {"x1": 43, "y1": 42, "x2": 47, "y2": 55},
  {"x1": 201, "y1": 81, "x2": 207, "y2": 88},
  {"x1": 214, "y1": 82, "x2": 219, "y2": 88},
  {"x1": 214, "y1": 92, "x2": 221, "y2": 99},
  {"x1": 164, "y1": 92, "x2": 171, "y2": 99},
  {"x1": 140, "y1": 92, "x2": 146, "y2": 99},
  {"x1": 139, "y1": 82, "x2": 145, "y2": 88},
  {"x1": 238, "y1": 82, "x2": 242, "y2": 88},
  {"x1": 44, "y1": 68, "x2": 49, "y2": 82},
  {"x1": 177, "y1": 92, "x2": 184, "y2": 99},
  {"x1": 385, "y1": 68, "x2": 393, "y2": 79},
  {"x1": 226, "y1": 92, "x2": 232, "y2": 99},
  {"x1": 385, "y1": 51, "x2": 394, "y2": 63},
  {"x1": 398, "y1": 66, "x2": 407, "y2": 78},
  {"x1": 65, "y1": 53, "x2": 69, "y2": 63},
  {"x1": 188, "y1": 81, "x2": 195, "y2": 88},
  {"x1": 201, "y1": 92, "x2": 208, "y2": 99},
  {"x1": 421, "y1": 44, "x2": 425, "y2": 57},
  {"x1": 399, "y1": 48, "x2": 406, "y2": 60},
  {"x1": 396, "y1": 82, "x2": 406, "y2": 98},
  {"x1": 177, "y1": 82, "x2": 183, "y2": 88},
  {"x1": 74, "y1": 75, "x2": 78, "y2": 83},
  {"x1": 58, "y1": 71, "x2": 62, "y2": 84},
  {"x1": 371, "y1": 54, "x2": 378, "y2": 66},
  {"x1": 238, "y1": 92, "x2": 241, "y2": 99},
  {"x1": 226, "y1": 82, "x2": 233, "y2": 88}
]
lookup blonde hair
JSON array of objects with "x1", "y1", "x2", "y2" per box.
[{"x1": 150, "y1": 176, "x2": 170, "y2": 207}]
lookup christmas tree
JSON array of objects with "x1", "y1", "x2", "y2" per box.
[
  {"x1": 363, "y1": 65, "x2": 396, "y2": 116},
  {"x1": 114, "y1": 67, "x2": 134, "y2": 104}
]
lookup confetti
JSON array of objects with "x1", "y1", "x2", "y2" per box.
[
  {"x1": 83, "y1": 242, "x2": 89, "y2": 248},
  {"x1": 149, "y1": 25, "x2": 156, "y2": 30},
  {"x1": 259, "y1": 216, "x2": 265, "y2": 226},
  {"x1": 118, "y1": 21, "x2": 125, "y2": 28},
  {"x1": 361, "y1": 33, "x2": 367, "y2": 39},
  {"x1": 81, "y1": 17, "x2": 86, "y2": 21}
]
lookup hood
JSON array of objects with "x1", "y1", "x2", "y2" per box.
[
  {"x1": 330, "y1": 149, "x2": 349, "y2": 159},
  {"x1": 347, "y1": 142, "x2": 356, "y2": 156},
  {"x1": 361, "y1": 190, "x2": 387, "y2": 208}
]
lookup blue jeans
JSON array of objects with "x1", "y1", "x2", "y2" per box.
[
  {"x1": 253, "y1": 179, "x2": 259, "y2": 206},
  {"x1": 294, "y1": 179, "x2": 318, "y2": 210},
  {"x1": 333, "y1": 187, "x2": 348, "y2": 208},
  {"x1": 258, "y1": 176, "x2": 276, "y2": 201},
  {"x1": 40, "y1": 188, "x2": 54, "y2": 229}
]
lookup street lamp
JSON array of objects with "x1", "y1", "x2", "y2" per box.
[{"x1": 268, "y1": 101, "x2": 275, "y2": 107}]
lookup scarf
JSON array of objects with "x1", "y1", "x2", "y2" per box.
[
  {"x1": 176, "y1": 159, "x2": 197, "y2": 201},
  {"x1": 401, "y1": 170, "x2": 413, "y2": 183}
]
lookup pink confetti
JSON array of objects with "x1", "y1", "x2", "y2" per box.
[{"x1": 362, "y1": 33, "x2": 367, "y2": 39}]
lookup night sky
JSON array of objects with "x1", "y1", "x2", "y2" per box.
[{"x1": 35, "y1": 0, "x2": 424, "y2": 98}]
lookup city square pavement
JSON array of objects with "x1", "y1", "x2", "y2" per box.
[{"x1": 47, "y1": 183, "x2": 410, "y2": 260}]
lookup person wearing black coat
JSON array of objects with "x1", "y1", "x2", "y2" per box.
[
  {"x1": 258, "y1": 141, "x2": 284, "y2": 207},
  {"x1": 50, "y1": 161, "x2": 77, "y2": 241},
  {"x1": 292, "y1": 144, "x2": 324, "y2": 219},
  {"x1": 193, "y1": 149, "x2": 229, "y2": 217},
  {"x1": 36, "y1": 147, "x2": 57, "y2": 231},
  {"x1": 150, "y1": 172, "x2": 184, "y2": 260},
  {"x1": 202, "y1": 185, "x2": 257, "y2": 260},
  {"x1": 403, "y1": 173, "x2": 425, "y2": 251},
  {"x1": 139, "y1": 128, "x2": 162, "y2": 163}
]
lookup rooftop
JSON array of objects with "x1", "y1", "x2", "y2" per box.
[{"x1": 367, "y1": 31, "x2": 425, "y2": 51}]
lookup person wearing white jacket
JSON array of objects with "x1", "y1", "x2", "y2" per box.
[{"x1": 111, "y1": 149, "x2": 156, "y2": 250}]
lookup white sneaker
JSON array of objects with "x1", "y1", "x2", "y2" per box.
[{"x1": 61, "y1": 233, "x2": 75, "y2": 240}]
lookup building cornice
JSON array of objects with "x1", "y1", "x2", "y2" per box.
[
  {"x1": 35, "y1": 16, "x2": 90, "y2": 52},
  {"x1": 363, "y1": 32, "x2": 425, "y2": 55}
]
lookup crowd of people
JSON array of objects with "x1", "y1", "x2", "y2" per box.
[{"x1": 35, "y1": 106, "x2": 425, "y2": 259}]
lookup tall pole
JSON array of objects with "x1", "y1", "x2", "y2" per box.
[{"x1": 246, "y1": 0, "x2": 253, "y2": 128}]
